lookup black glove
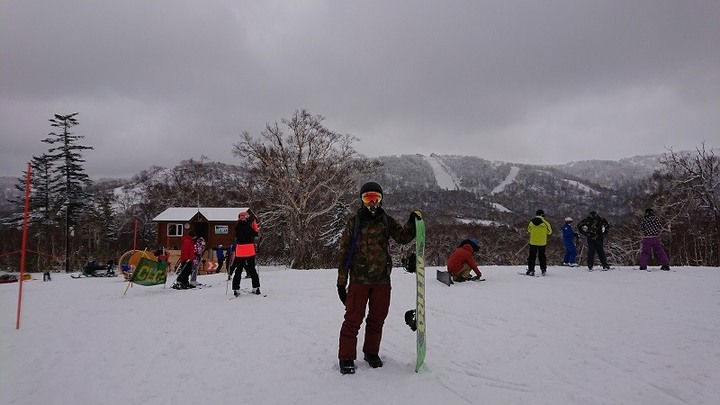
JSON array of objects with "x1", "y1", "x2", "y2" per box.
[
  {"x1": 409, "y1": 210, "x2": 423, "y2": 221},
  {"x1": 337, "y1": 285, "x2": 347, "y2": 304}
]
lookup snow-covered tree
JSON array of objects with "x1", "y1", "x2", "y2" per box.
[{"x1": 233, "y1": 109, "x2": 379, "y2": 269}]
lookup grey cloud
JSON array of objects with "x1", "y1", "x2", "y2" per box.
[{"x1": 1, "y1": 0, "x2": 718, "y2": 178}]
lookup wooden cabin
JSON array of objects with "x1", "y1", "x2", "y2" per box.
[{"x1": 152, "y1": 207, "x2": 248, "y2": 265}]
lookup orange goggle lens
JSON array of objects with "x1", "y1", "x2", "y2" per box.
[{"x1": 361, "y1": 191, "x2": 382, "y2": 205}]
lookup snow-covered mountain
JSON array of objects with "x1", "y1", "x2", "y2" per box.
[
  {"x1": 0, "y1": 153, "x2": 664, "y2": 223},
  {"x1": 375, "y1": 153, "x2": 658, "y2": 227}
]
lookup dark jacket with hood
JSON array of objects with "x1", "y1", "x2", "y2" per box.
[
  {"x1": 578, "y1": 212, "x2": 610, "y2": 240},
  {"x1": 337, "y1": 207, "x2": 415, "y2": 286}
]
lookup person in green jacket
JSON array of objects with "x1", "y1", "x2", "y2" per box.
[
  {"x1": 527, "y1": 209, "x2": 553, "y2": 276},
  {"x1": 336, "y1": 181, "x2": 420, "y2": 375}
]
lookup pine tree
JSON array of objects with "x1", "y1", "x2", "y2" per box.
[{"x1": 42, "y1": 113, "x2": 94, "y2": 271}]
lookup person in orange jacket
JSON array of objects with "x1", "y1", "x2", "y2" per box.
[
  {"x1": 446, "y1": 239, "x2": 482, "y2": 282},
  {"x1": 230, "y1": 210, "x2": 261, "y2": 296}
]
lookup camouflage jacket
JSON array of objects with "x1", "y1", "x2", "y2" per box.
[{"x1": 337, "y1": 207, "x2": 416, "y2": 286}]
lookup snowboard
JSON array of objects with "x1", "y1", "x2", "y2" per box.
[
  {"x1": 436, "y1": 270, "x2": 453, "y2": 286},
  {"x1": 438, "y1": 270, "x2": 485, "y2": 285},
  {"x1": 414, "y1": 216, "x2": 426, "y2": 372}
]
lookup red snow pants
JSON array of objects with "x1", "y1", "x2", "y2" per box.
[{"x1": 338, "y1": 283, "x2": 391, "y2": 361}]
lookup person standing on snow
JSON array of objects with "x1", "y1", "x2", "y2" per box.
[
  {"x1": 446, "y1": 239, "x2": 483, "y2": 282},
  {"x1": 173, "y1": 228, "x2": 197, "y2": 289},
  {"x1": 216, "y1": 244, "x2": 226, "y2": 273},
  {"x1": 527, "y1": 209, "x2": 553, "y2": 276},
  {"x1": 577, "y1": 211, "x2": 611, "y2": 270},
  {"x1": 336, "y1": 181, "x2": 420, "y2": 375},
  {"x1": 190, "y1": 236, "x2": 206, "y2": 286},
  {"x1": 638, "y1": 208, "x2": 671, "y2": 271},
  {"x1": 561, "y1": 217, "x2": 579, "y2": 266},
  {"x1": 230, "y1": 210, "x2": 261, "y2": 296}
]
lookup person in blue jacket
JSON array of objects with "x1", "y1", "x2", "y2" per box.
[{"x1": 561, "y1": 217, "x2": 578, "y2": 266}]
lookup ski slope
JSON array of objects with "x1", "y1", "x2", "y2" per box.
[
  {"x1": 491, "y1": 165, "x2": 520, "y2": 195},
  {"x1": 2, "y1": 266, "x2": 718, "y2": 405},
  {"x1": 425, "y1": 154, "x2": 460, "y2": 190}
]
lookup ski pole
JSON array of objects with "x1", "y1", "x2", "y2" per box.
[
  {"x1": 514, "y1": 242, "x2": 528, "y2": 256},
  {"x1": 225, "y1": 277, "x2": 229, "y2": 295}
]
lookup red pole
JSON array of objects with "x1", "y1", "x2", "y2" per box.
[
  {"x1": 133, "y1": 219, "x2": 138, "y2": 251},
  {"x1": 16, "y1": 162, "x2": 32, "y2": 330}
]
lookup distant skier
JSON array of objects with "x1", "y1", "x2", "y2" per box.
[
  {"x1": 527, "y1": 209, "x2": 553, "y2": 276},
  {"x1": 577, "y1": 211, "x2": 611, "y2": 270},
  {"x1": 561, "y1": 217, "x2": 579, "y2": 266},
  {"x1": 230, "y1": 210, "x2": 261, "y2": 296},
  {"x1": 173, "y1": 229, "x2": 196, "y2": 289},
  {"x1": 638, "y1": 208, "x2": 671, "y2": 271},
  {"x1": 336, "y1": 181, "x2": 419, "y2": 375},
  {"x1": 83, "y1": 259, "x2": 107, "y2": 277},
  {"x1": 446, "y1": 239, "x2": 482, "y2": 282},
  {"x1": 216, "y1": 244, "x2": 226, "y2": 273},
  {"x1": 190, "y1": 236, "x2": 206, "y2": 286}
]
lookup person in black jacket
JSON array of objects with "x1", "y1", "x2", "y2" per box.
[
  {"x1": 230, "y1": 210, "x2": 261, "y2": 296},
  {"x1": 577, "y1": 211, "x2": 611, "y2": 270}
]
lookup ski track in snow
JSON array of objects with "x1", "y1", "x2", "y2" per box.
[
  {"x1": 425, "y1": 154, "x2": 460, "y2": 190},
  {"x1": 491, "y1": 165, "x2": 520, "y2": 195}
]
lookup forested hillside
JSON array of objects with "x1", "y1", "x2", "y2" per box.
[{"x1": 1, "y1": 147, "x2": 718, "y2": 270}]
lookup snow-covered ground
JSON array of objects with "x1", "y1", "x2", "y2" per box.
[{"x1": 2, "y1": 266, "x2": 719, "y2": 405}]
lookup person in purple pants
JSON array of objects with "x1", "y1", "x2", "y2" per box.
[{"x1": 638, "y1": 208, "x2": 671, "y2": 271}]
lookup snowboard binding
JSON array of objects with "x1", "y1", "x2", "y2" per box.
[
  {"x1": 401, "y1": 253, "x2": 416, "y2": 273},
  {"x1": 404, "y1": 309, "x2": 417, "y2": 331}
]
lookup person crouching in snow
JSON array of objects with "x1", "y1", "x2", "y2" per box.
[
  {"x1": 446, "y1": 239, "x2": 482, "y2": 282},
  {"x1": 336, "y1": 181, "x2": 420, "y2": 375}
]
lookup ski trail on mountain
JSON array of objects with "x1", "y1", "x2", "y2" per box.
[
  {"x1": 491, "y1": 165, "x2": 520, "y2": 195},
  {"x1": 426, "y1": 154, "x2": 460, "y2": 190}
]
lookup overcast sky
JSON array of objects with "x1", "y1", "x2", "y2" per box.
[{"x1": 1, "y1": 0, "x2": 718, "y2": 179}]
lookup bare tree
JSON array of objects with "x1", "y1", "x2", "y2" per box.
[
  {"x1": 233, "y1": 109, "x2": 379, "y2": 269},
  {"x1": 656, "y1": 143, "x2": 720, "y2": 265}
]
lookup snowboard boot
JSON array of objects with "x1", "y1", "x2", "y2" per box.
[
  {"x1": 541, "y1": 269, "x2": 546, "y2": 276},
  {"x1": 233, "y1": 289, "x2": 239, "y2": 297},
  {"x1": 252, "y1": 287, "x2": 261, "y2": 295},
  {"x1": 363, "y1": 353, "x2": 383, "y2": 368},
  {"x1": 660, "y1": 265, "x2": 670, "y2": 271},
  {"x1": 525, "y1": 269, "x2": 535, "y2": 276},
  {"x1": 339, "y1": 359, "x2": 355, "y2": 375}
]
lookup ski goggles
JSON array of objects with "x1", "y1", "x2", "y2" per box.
[{"x1": 361, "y1": 191, "x2": 382, "y2": 205}]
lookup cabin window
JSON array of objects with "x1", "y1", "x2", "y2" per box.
[{"x1": 168, "y1": 223, "x2": 184, "y2": 237}]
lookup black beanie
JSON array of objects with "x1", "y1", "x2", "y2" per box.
[
  {"x1": 535, "y1": 209, "x2": 545, "y2": 216},
  {"x1": 360, "y1": 182, "x2": 383, "y2": 196}
]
